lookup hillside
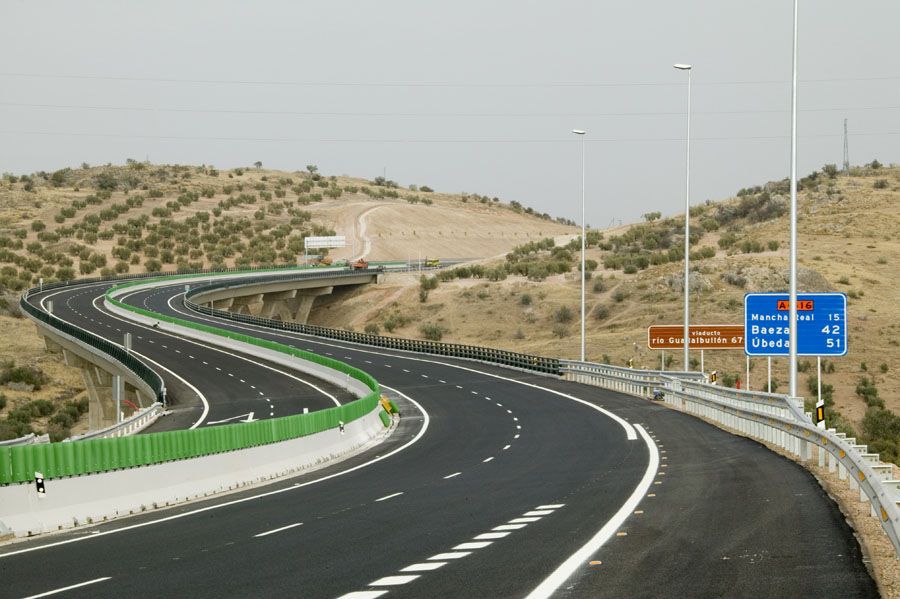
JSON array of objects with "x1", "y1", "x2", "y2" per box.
[
  {"x1": 307, "y1": 162, "x2": 900, "y2": 462},
  {"x1": 0, "y1": 162, "x2": 576, "y2": 440}
]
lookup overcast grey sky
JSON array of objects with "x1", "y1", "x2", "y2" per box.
[{"x1": 1, "y1": 0, "x2": 898, "y2": 225}]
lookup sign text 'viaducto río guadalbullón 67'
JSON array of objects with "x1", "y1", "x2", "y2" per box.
[{"x1": 647, "y1": 325, "x2": 745, "y2": 350}]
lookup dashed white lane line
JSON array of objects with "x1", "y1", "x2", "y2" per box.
[
  {"x1": 496, "y1": 403, "x2": 503, "y2": 407},
  {"x1": 514, "y1": 434, "x2": 520, "y2": 439},
  {"x1": 429, "y1": 552, "x2": 470, "y2": 560},
  {"x1": 254, "y1": 522, "x2": 303, "y2": 538},
  {"x1": 401, "y1": 562, "x2": 446, "y2": 572},
  {"x1": 364, "y1": 360, "x2": 372, "y2": 364},
  {"x1": 506, "y1": 409, "x2": 512, "y2": 413},
  {"x1": 516, "y1": 425, "x2": 522, "y2": 430},
  {"x1": 421, "y1": 374, "x2": 429, "y2": 379},
  {"x1": 189, "y1": 355, "x2": 195, "y2": 359},
  {"x1": 474, "y1": 532, "x2": 511, "y2": 540},
  {"x1": 510, "y1": 517, "x2": 542, "y2": 523},
  {"x1": 239, "y1": 379, "x2": 245, "y2": 383},
  {"x1": 375, "y1": 492, "x2": 404, "y2": 502},
  {"x1": 250, "y1": 385, "x2": 255, "y2": 389},
  {"x1": 455, "y1": 385, "x2": 463, "y2": 389},
  {"x1": 384, "y1": 364, "x2": 392, "y2": 368},
  {"x1": 258, "y1": 392, "x2": 265, "y2": 396},
  {"x1": 471, "y1": 391, "x2": 478, "y2": 395},
  {"x1": 482, "y1": 457, "x2": 494, "y2": 463},
  {"x1": 443, "y1": 472, "x2": 461, "y2": 479},
  {"x1": 454, "y1": 541, "x2": 492, "y2": 550},
  {"x1": 503, "y1": 444, "x2": 511, "y2": 450},
  {"x1": 202, "y1": 361, "x2": 208, "y2": 365},
  {"x1": 22, "y1": 577, "x2": 112, "y2": 599},
  {"x1": 369, "y1": 575, "x2": 419, "y2": 587},
  {"x1": 494, "y1": 524, "x2": 528, "y2": 531},
  {"x1": 402, "y1": 369, "x2": 410, "y2": 373},
  {"x1": 215, "y1": 367, "x2": 221, "y2": 371},
  {"x1": 175, "y1": 349, "x2": 181, "y2": 354},
  {"x1": 227, "y1": 373, "x2": 234, "y2": 377},
  {"x1": 161, "y1": 344, "x2": 167, "y2": 348},
  {"x1": 337, "y1": 591, "x2": 388, "y2": 599},
  {"x1": 523, "y1": 510, "x2": 555, "y2": 516},
  {"x1": 439, "y1": 380, "x2": 446, "y2": 384}
]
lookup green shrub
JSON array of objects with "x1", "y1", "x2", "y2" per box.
[
  {"x1": 420, "y1": 323, "x2": 444, "y2": 341},
  {"x1": 593, "y1": 304, "x2": 610, "y2": 320},
  {"x1": 0, "y1": 362, "x2": 49, "y2": 390},
  {"x1": 873, "y1": 179, "x2": 888, "y2": 189},
  {"x1": 364, "y1": 323, "x2": 380, "y2": 335},
  {"x1": 519, "y1": 293, "x2": 532, "y2": 306},
  {"x1": 554, "y1": 306, "x2": 574, "y2": 323}
]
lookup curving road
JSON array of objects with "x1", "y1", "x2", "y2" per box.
[{"x1": 0, "y1": 276, "x2": 877, "y2": 598}]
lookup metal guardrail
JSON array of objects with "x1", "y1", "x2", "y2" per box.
[
  {"x1": 20, "y1": 288, "x2": 166, "y2": 404},
  {"x1": 560, "y1": 360, "x2": 900, "y2": 557},
  {"x1": 0, "y1": 434, "x2": 49, "y2": 447},
  {"x1": 184, "y1": 277, "x2": 560, "y2": 376},
  {"x1": 67, "y1": 403, "x2": 164, "y2": 441}
]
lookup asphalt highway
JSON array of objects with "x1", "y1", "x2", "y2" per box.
[{"x1": 1, "y1": 277, "x2": 878, "y2": 598}]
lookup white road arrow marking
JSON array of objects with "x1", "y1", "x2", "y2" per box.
[{"x1": 206, "y1": 412, "x2": 257, "y2": 425}]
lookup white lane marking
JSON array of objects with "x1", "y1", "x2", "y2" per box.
[
  {"x1": 502, "y1": 445, "x2": 511, "y2": 450},
  {"x1": 175, "y1": 349, "x2": 181, "y2": 354},
  {"x1": 455, "y1": 385, "x2": 463, "y2": 389},
  {"x1": 536, "y1": 504, "x2": 566, "y2": 509},
  {"x1": 523, "y1": 510, "x2": 554, "y2": 516},
  {"x1": 337, "y1": 592, "x2": 388, "y2": 599},
  {"x1": 454, "y1": 541, "x2": 492, "y2": 550},
  {"x1": 496, "y1": 403, "x2": 503, "y2": 407},
  {"x1": 344, "y1": 356, "x2": 353, "y2": 360},
  {"x1": 227, "y1": 373, "x2": 234, "y2": 377},
  {"x1": 421, "y1": 374, "x2": 428, "y2": 379},
  {"x1": 22, "y1": 577, "x2": 112, "y2": 599},
  {"x1": 509, "y1": 517, "x2": 541, "y2": 523},
  {"x1": 516, "y1": 425, "x2": 522, "y2": 430},
  {"x1": 443, "y1": 472, "x2": 461, "y2": 479},
  {"x1": 364, "y1": 360, "x2": 372, "y2": 364},
  {"x1": 474, "y1": 531, "x2": 510, "y2": 540},
  {"x1": 482, "y1": 457, "x2": 494, "y2": 463},
  {"x1": 429, "y1": 552, "x2": 470, "y2": 560},
  {"x1": 438, "y1": 380, "x2": 446, "y2": 384},
  {"x1": 148, "y1": 340, "x2": 155, "y2": 343},
  {"x1": 402, "y1": 369, "x2": 410, "y2": 373},
  {"x1": 239, "y1": 379, "x2": 245, "y2": 383},
  {"x1": 401, "y1": 562, "x2": 446, "y2": 572},
  {"x1": 202, "y1": 361, "x2": 208, "y2": 365},
  {"x1": 369, "y1": 575, "x2": 419, "y2": 586},
  {"x1": 189, "y1": 355, "x2": 195, "y2": 359},
  {"x1": 513, "y1": 417, "x2": 519, "y2": 421},
  {"x1": 36, "y1": 290, "x2": 212, "y2": 429},
  {"x1": 250, "y1": 385, "x2": 255, "y2": 389},
  {"x1": 384, "y1": 364, "x2": 391, "y2": 368},
  {"x1": 215, "y1": 367, "x2": 222, "y2": 371},
  {"x1": 471, "y1": 391, "x2": 478, "y2": 395},
  {"x1": 526, "y1": 424, "x2": 658, "y2": 599},
  {"x1": 506, "y1": 409, "x2": 512, "y2": 414},
  {"x1": 258, "y1": 391, "x2": 265, "y2": 396},
  {"x1": 254, "y1": 522, "x2": 303, "y2": 537},
  {"x1": 494, "y1": 524, "x2": 528, "y2": 531},
  {"x1": 485, "y1": 397, "x2": 491, "y2": 400},
  {"x1": 514, "y1": 434, "x2": 520, "y2": 439},
  {"x1": 375, "y1": 491, "x2": 404, "y2": 502},
  {"x1": 161, "y1": 344, "x2": 167, "y2": 348},
  {"x1": 0, "y1": 385, "x2": 429, "y2": 560}
]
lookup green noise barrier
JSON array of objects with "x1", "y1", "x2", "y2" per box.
[{"x1": 1, "y1": 273, "x2": 382, "y2": 485}]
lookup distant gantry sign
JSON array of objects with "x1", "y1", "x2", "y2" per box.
[
  {"x1": 647, "y1": 325, "x2": 744, "y2": 350},
  {"x1": 304, "y1": 235, "x2": 347, "y2": 250}
]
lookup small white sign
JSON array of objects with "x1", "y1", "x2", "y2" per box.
[{"x1": 304, "y1": 235, "x2": 346, "y2": 249}]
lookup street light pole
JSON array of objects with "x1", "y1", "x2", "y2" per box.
[
  {"x1": 788, "y1": 0, "x2": 799, "y2": 397},
  {"x1": 674, "y1": 63, "x2": 692, "y2": 371},
  {"x1": 573, "y1": 129, "x2": 587, "y2": 362}
]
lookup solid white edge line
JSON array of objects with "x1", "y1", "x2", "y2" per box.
[
  {"x1": 21, "y1": 577, "x2": 112, "y2": 599},
  {"x1": 176, "y1": 295, "x2": 638, "y2": 440},
  {"x1": 525, "y1": 423, "x2": 659, "y2": 599},
  {"x1": 254, "y1": 522, "x2": 303, "y2": 537},
  {"x1": 0, "y1": 384, "x2": 428, "y2": 560},
  {"x1": 37, "y1": 284, "x2": 211, "y2": 429}
]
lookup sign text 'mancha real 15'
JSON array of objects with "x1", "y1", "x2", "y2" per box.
[
  {"x1": 744, "y1": 292, "x2": 847, "y2": 356},
  {"x1": 647, "y1": 325, "x2": 744, "y2": 350}
]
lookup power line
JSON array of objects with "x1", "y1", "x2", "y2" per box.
[
  {"x1": 1, "y1": 101, "x2": 898, "y2": 118},
  {"x1": 1, "y1": 129, "x2": 897, "y2": 144},
  {"x1": 0, "y1": 72, "x2": 898, "y2": 88}
]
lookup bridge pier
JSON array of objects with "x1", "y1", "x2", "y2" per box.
[{"x1": 230, "y1": 293, "x2": 264, "y2": 316}]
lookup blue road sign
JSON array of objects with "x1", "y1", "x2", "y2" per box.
[{"x1": 744, "y1": 292, "x2": 847, "y2": 356}]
